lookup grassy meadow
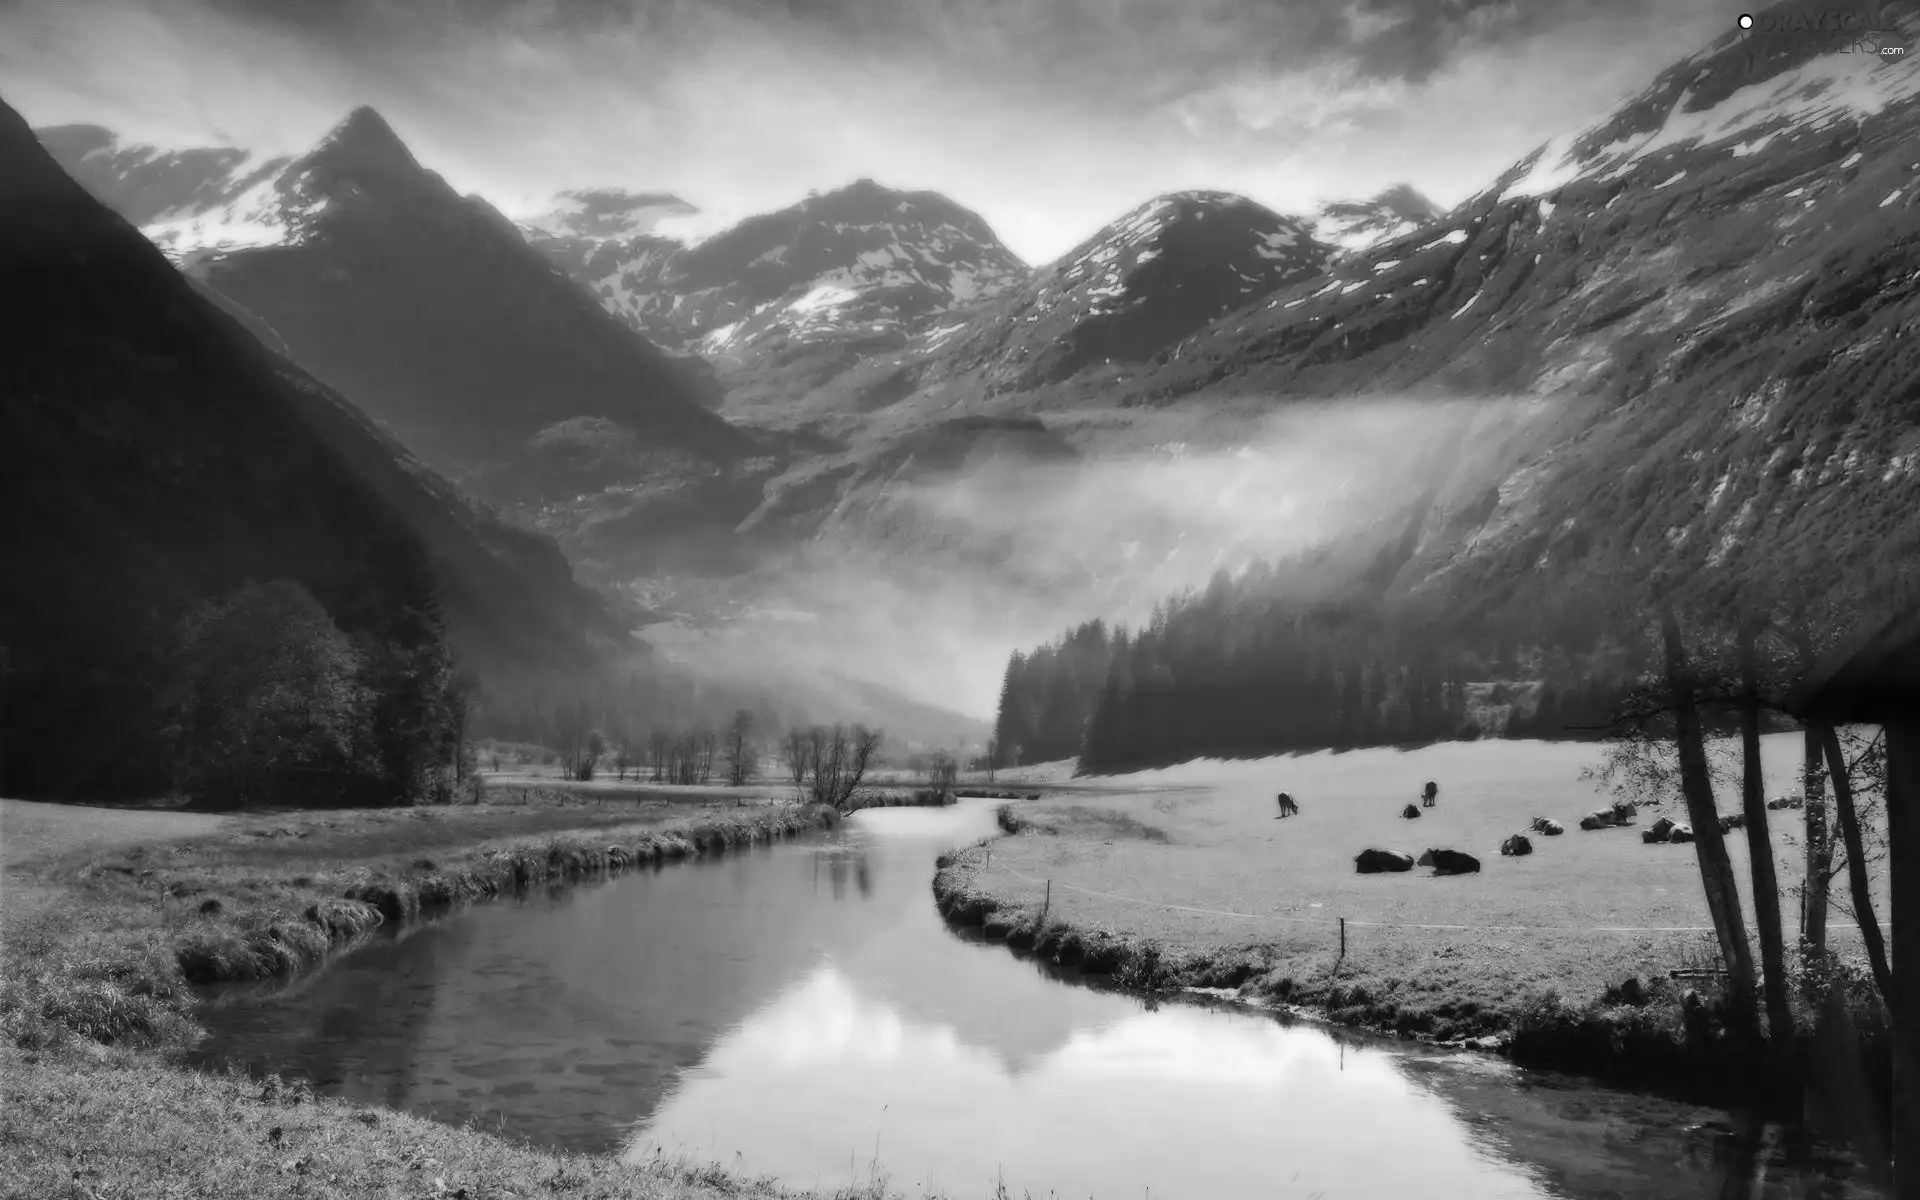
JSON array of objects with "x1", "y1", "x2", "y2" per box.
[{"x1": 938, "y1": 733, "x2": 1890, "y2": 1065}]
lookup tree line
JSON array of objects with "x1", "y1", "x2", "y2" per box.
[
  {"x1": 159, "y1": 573, "x2": 476, "y2": 810},
  {"x1": 993, "y1": 564, "x2": 1629, "y2": 771}
]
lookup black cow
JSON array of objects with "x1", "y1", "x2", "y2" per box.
[
  {"x1": 1500, "y1": 834, "x2": 1533, "y2": 857},
  {"x1": 1418, "y1": 848, "x2": 1480, "y2": 875},
  {"x1": 1422, "y1": 781, "x2": 1439, "y2": 808},
  {"x1": 1401, "y1": 803, "x2": 1421, "y2": 820},
  {"x1": 1642, "y1": 816, "x2": 1676, "y2": 844},
  {"x1": 1612, "y1": 799, "x2": 1639, "y2": 823},
  {"x1": 1718, "y1": 813, "x2": 1746, "y2": 834},
  {"x1": 1355, "y1": 848, "x2": 1416, "y2": 874},
  {"x1": 1276, "y1": 792, "x2": 1300, "y2": 818}
]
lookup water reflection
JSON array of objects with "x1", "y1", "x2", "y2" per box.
[{"x1": 193, "y1": 802, "x2": 1883, "y2": 1200}]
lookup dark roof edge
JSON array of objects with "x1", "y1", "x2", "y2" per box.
[{"x1": 1787, "y1": 607, "x2": 1920, "y2": 722}]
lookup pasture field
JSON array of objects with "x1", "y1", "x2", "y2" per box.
[{"x1": 942, "y1": 733, "x2": 1889, "y2": 1047}]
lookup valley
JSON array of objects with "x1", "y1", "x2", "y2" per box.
[{"x1": 5, "y1": 0, "x2": 1920, "y2": 1195}]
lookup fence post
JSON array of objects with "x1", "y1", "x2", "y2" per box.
[
  {"x1": 1340, "y1": 917, "x2": 1347, "y2": 959},
  {"x1": 1043, "y1": 878, "x2": 1051, "y2": 923}
]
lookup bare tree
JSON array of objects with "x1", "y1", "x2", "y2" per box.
[
  {"x1": 649, "y1": 729, "x2": 670, "y2": 783},
  {"x1": 611, "y1": 725, "x2": 636, "y2": 782},
  {"x1": 781, "y1": 727, "x2": 810, "y2": 786},
  {"x1": 926, "y1": 749, "x2": 958, "y2": 798},
  {"x1": 1661, "y1": 605, "x2": 1763, "y2": 1048},
  {"x1": 1825, "y1": 722, "x2": 1893, "y2": 1004},
  {"x1": 725, "y1": 710, "x2": 757, "y2": 787},
  {"x1": 1735, "y1": 618, "x2": 1796, "y2": 1048},
  {"x1": 799, "y1": 724, "x2": 883, "y2": 811}
]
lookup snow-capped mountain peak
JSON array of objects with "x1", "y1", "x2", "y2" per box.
[{"x1": 1309, "y1": 183, "x2": 1445, "y2": 256}]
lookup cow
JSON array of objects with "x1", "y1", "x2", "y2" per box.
[
  {"x1": 1669, "y1": 823, "x2": 1696, "y2": 844},
  {"x1": 1530, "y1": 817, "x2": 1565, "y2": 836},
  {"x1": 1718, "y1": 813, "x2": 1746, "y2": 834},
  {"x1": 1611, "y1": 800, "x2": 1639, "y2": 823},
  {"x1": 1500, "y1": 833, "x2": 1533, "y2": 857},
  {"x1": 1354, "y1": 848, "x2": 1416, "y2": 874},
  {"x1": 1579, "y1": 808, "x2": 1620, "y2": 831},
  {"x1": 1401, "y1": 803, "x2": 1422, "y2": 820},
  {"x1": 1418, "y1": 848, "x2": 1480, "y2": 875},
  {"x1": 1422, "y1": 781, "x2": 1440, "y2": 808},
  {"x1": 1642, "y1": 816, "x2": 1676, "y2": 844},
  {"x1": 1276, "y1": 792, "x2": 1300, "y2": 818}
]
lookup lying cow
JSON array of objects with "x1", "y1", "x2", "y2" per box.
[
  {"x1": 1418, "y1": 848, "x2": 1480, "y2": 875},
  {"x1": 1530, "y1": 817, "x2": 1565, "y2": 836},
  {"x1": 1718, "y1": 813, "x2": 1746, "y2": 834},
  {"x1": 1612, "y1": 800, "x2": 1639, "y2": 823},
  {"x1": 1641, "y1": 816, "x2": 1677, "y2": 844},
  {"x1": 1580, "y1": 809, "x2": 1621, "y2": 831},
  {"x1": 1355, "y1": 848, "x2": 1416, "y2": 874},
  {"x1": 1401, "y1": 803, "x2": 1422, "y2": 820},
  {"x1": 1669, "y1": 823, "x2": 1696, "y2": 844},
  {"x1": 1500, "y1": 833, "x2": 1533, "y2": 857}
]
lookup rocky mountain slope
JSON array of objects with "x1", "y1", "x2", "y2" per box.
[
  {"x1": 40, "y1": 109, "x2": 750, "y2": 509},
  {"x1": 1125, "y1": 1, "x2": 1920, "y2": 614},
  {"x1": 0, "y1": 93, "x2": 637, "y2": 795}
]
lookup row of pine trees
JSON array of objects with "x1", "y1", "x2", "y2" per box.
[{"x1": 993, "y1": 567, "x2": 1632, "y2": 771}]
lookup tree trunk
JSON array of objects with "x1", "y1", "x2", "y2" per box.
[
  {"x1": 1823, "y1": 722, "x2": 1892, "y2": 1003},
  {"x1": 1804, "y1": 723, "x2": 1834, "y2": 965},
  {"x1": 1738, "y1": 620, "x2": 1795, "y2": 1047},
  {"x1": 1881, "y1": 718, "x2": 1920, "y2": 1200},
  {"x1": 1662, "y1": 606, "x2": 1763, "y2": 1047}
]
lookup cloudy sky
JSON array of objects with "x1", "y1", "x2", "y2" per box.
[{"x1": 3, "y1": 0, "x2": 1740, "y2": 262}]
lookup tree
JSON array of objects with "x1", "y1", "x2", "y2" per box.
[
  {"x1": 1734, "y1": 616, "x2": 1795, "y2": 1048},
  {"x1": 165, "y1": 580, "x2": 371, "y2": 810},
  {"x1": 926, "y1": 749, "x2": 958, "y2": 798},
  {"x1": 1660, "y1": 604, "x2": 1763, "y2": 1048},
  {"x1": 725, "y1": 710, "x2": 756, "y2": 787},
  {"x1": 781, "y1": 727, "x2": 811, "y2": 786},
  {"x1": 799, "y1": 724, "x2": 883, "y2": 811}
]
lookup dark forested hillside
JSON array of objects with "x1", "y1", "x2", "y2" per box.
[
  {"x1": 992, "y1": 566, "x2": 1631, "y2": 773},
  {"x1": 0, "y1": 94, "x2": 627, "y2": 799}
]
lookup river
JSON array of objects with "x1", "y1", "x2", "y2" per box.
[{"x1": 193, "y1": 801, "x2": 1885, "y2": 1200}]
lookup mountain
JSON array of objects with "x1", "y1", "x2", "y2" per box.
[
  {"x1": 31, "y1": 123, "x2": 298, "y2": 262},
  {"x1": 0, "y1": 93, "x2": 637, "y2": 797},
  {"x1": 1133, "y1": 0, "x2": 1920, "y2": 613},
  {"x1": 1309, "y1": 184, "x2": 1444, "y2": 257},
  {"x1": 521, "y1": 187, "x2": 701, "y2": 244},
  {"x1": 38, "y1": 109, "x2": 751, "y2": 509},
  {"x1": 903, "y1": 191, "x2": 1331, "y2": 395},
  {"x1": 987, "y1": 0, "x2": 1920, "y2": 767},
  {"x1": 529, "y1": 178, "x2": 1028, "y2": 357}
]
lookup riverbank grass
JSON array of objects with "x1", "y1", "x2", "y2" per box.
[
  {"x1": 0, "y1": 790, "x2": 914, "y2": 1200},
  {"x1": 0, "y1": 1042, "x2": 902, "y2": 1200}
]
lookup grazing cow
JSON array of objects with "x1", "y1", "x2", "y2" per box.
[
  {"x1": 1500, "y1": 833, "x2": 1533, "y2": 857},
  {"x1": 1276, "y1": 792, "x2": 1300, "y2": 818},
  {"x1": 1532, "y1": 818, "x2": 1565, "y2": 836},
  {"x1": 1718, "y1": 813, "x2": 1746, "y2": 834},
  {"x1": 1422, "y1": 781, "x2": 1439, "y2": 808},
  {"x1": 1669, "y1": 823, "x2": 1696, "y2": 844},
  {"x1": 1354, "y1": 848, "x2": 1416, "y2": 874},
  {"x1": 1417, "y1": 848, "x2": 1480, "y2": 875},
  {"x1": 1401, "y1": 803, "x2": 1422, "y2": 820}
]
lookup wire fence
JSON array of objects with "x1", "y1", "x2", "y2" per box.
[{"x1": 979, "y1": 850, "x2": 1884, "y2": 941}]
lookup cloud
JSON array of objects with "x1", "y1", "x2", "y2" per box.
[{"x1": 5, "y1": 0, "x2": 1738, "y2": 261}]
